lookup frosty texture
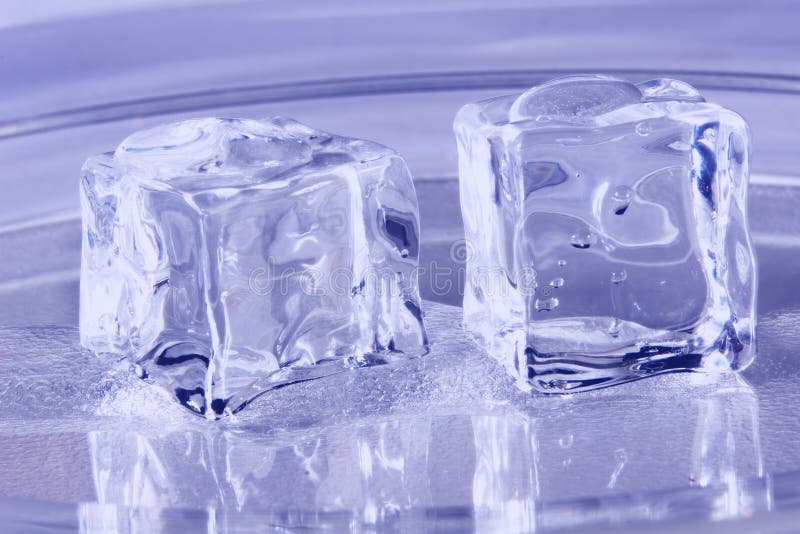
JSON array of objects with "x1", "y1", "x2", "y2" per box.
[
  {"x1": 455, "y1": 75, "x2": 755, "y2": 393},
  {"x1": 80, "y1": 117, "x2": 427, "y2": 418}
]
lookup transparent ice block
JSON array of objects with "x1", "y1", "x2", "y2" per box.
[
  {"x1": 454, "y1": 75, "x2": 756, "y2": 393},
  {"x1": 80, "y1": 117, "x2": 427, "y2": 418}
]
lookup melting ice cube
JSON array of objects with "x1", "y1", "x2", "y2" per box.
[
  {"x1": 80, "y1": 117, "x2": 427, "y2": 418},
  {"x1": 454, "y1": 75, "x2": 755, "y2": 393}
]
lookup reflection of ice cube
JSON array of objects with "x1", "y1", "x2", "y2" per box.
[
  {"x1": 87, "y1": 417, "x2": 434, "y2": 523},
  {"x1": 455, "y1": 75, "x2": 756, "y2": 393},
  {"x1": 80, "y1": 117, "x2": 427, "y2": 418},
  {"x1": 468, "y1": 375, "x2": 764, "y2": 530}
]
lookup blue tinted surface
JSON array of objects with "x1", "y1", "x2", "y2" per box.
[{"x1": 1, "y1": 2, "x2": 800, "y2": 532}]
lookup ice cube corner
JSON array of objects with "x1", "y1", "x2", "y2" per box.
[
  {"x1": 454, "y1": 75, "x2": 756, "y2": 393},
  {"x1": 80, "y1": 117, "x2": 428, "y2": 418}
]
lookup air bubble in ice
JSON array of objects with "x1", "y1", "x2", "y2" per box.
[
  {"x1": 570, "y1": 230, "x2": 597, "y2": 249},
  {"x1": 610, "y1": 270, "x2": 627, "y2": 284},
  {"x1": 611, "y1": 185, "x2": 633, "y2": 215},
  {"x1": 635, "y1": 122, "x2": 652, "y2": 136},
  {"x1": 535, "y1": 297, "x2": 559, "y2": 312}
]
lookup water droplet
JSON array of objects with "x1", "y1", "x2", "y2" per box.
[
  {"x1": 535, "y1": 297, "x2": 559, "y2": 311},
  {"x1": 610, "y1": 270, "x2": 627, "y2": 284},
  {"x1": 570, "y1": 230, "x2": 597, "y2": 249},
  {"x1": 607, "y1": 318, "x2": 621, "y2": 338},
  {"x1": 539, "y1": 285, "x2": 552, "y2": 297},
  {"x1": 575, "y1": 171, "x2": 582, "y2": 179},
  {"x1": 535, "y1": 115, "x2": 552, "y2": 123},
  {"x1": 549, "y1": 277, "x2": 564, "y2": 288},
  {"x1": 635, "y1": 122, "x2": 652, "y2": 136},
  {"x1": 558, "y1": 259, "x2": 567, "y2": 267}
]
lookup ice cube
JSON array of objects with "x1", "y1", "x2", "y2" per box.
[
  {"x1": 454, "y1": 75, "x2": 755, "y2": 393},
  {"x1": 80, "y1": 117, "x2": 428, "y2": 418}
]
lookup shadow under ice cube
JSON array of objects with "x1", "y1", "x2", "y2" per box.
[
  {"x1": 80, "y1": 117, "x2": 427, "y2": 418},
  {"x1": 455, "y1": 75, "x2": 756, "y2": 393}
]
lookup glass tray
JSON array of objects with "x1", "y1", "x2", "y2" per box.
[{"x1": 2, "y1": 3, "x2": 800, "y2": 532}]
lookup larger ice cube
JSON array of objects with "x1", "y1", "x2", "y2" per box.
[
  {"x1": 81, "y1": 117, "x2": 427, "y2": 418},
  {"x1": 455, "y1": 75, "x2": 755, "y2": 393}
]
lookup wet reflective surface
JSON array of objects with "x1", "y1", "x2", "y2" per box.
[
  {"x1": 0, "y1": 300, "x2": 797, "y2": 532},
  {"x1": 3, "y1": 230, "x2": 800, "y2": 532}
]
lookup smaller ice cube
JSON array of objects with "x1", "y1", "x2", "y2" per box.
[
  {"x1": 454, "y1": 75, "x2": 755, "y2": 393},
  {"x1": 80, "y1": 117, "x2": 428, "y2": 418}
]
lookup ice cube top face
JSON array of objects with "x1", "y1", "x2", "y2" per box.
[
  {"x1": 455, "y1": 75, "x2": 756, "y2": 393},
  {"x1": 80, "y1": 117, "x2": 427, "y2": 418}
]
